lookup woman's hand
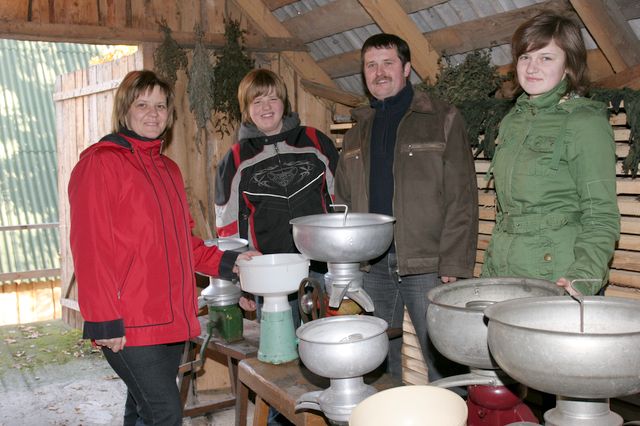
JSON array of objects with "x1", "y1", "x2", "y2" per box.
[
  {"x1": 95, "y1": 336, "x2": 126, "y2": 353},
  {"x1": 556, "y1": 277, "x2": 579, "y2": 296},
  {"x1": 233, "y1": 250, "x2": 261, "y2": 274}
]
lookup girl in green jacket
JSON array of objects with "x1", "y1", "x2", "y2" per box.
[{"x1": 482, "y1": 12, "x2": 620, "y2": 296}]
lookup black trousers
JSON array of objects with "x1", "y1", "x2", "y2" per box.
[{"x1": 102, "y1": 342, "x2": 184, "y2": 426}]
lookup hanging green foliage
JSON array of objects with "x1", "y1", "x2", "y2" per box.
[
  {"x1": 187, "y1": 24, "x2": 215, "y2": 151},
  {"x1": 416, "y1": 50, "x2": 513, "y2": 158},
  {"x1": 212, "y1": 19, "x2": 254, "y2": 136},
  {"x1": 153, "y1": 19, "x2": 188, "y2": 87},
  {"x1": 591, "y1": 87, "x2": 640, "y2": 177}
]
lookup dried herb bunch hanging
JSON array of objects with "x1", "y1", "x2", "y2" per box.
[
  {"x1": 212, "y1": 19, "x2": 254, "y2": 136},
  {"x1": 416, "y1": 50, "x2": 512, "y2": 159},
  {"x1": 187, "y1": 24, "x2": 215, "y2": 151},
  {"x1": 153, "y1": 19, "x2": 188, "y2": 87}
]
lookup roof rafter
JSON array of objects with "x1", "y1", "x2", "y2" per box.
[
  {"x1": 232, "y1": 0, "x2": 365, "y2": 108},
  {"x1": 232, "y1": 0, "x2": 336, "y2": 87},
  {"x1": 316, "y1": 1, "x2": 573, "y2": 79},
  {"x1": 570, "y1": 0, "x2": 640, "y2": 72},
  {"x1": 357, "y1": 0, "x2": 440, "y2": 81},
  {"x1": 282, "y1": 0, "x2": 447, "y2": 43}
]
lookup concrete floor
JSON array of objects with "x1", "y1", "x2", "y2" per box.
[{"x1": 0, "y1": 354, "x2": 253, "y2": 426}]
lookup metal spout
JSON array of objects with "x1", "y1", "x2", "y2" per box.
[
  {"x1": 345, "y1": 288, "x2": 375, "y2": 312},
  {"x1": 295, "y1": 390, "x2": 323, "y2": 412}
]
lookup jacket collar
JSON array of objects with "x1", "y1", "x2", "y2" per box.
[
  {"x1": 238, "y1": 112, "x2": 301, "y2": 141},
  {"x1": 515, "y1": 79, "x2": 569, "y2": 112},
  {"x1": 98, "y1": 127, "x2": 163, "y2": 152},
  {"x1": 351, "y1": 87, "x2": 436, "y2": 123}
]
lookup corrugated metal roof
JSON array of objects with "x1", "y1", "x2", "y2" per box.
[{"x1": 0, "y1": 40, "x2": 108, "y2": 282}]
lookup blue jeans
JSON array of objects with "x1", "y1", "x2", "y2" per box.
[
  {"x1": 365, "y1": 253, "x2": 467, "y2": 383},
  {"x1": 102, "y1": 342, "x2": 184, "y2": 426}
]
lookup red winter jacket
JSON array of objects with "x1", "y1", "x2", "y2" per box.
[{"x1": 69, "y1": 129, "x2": 238, "y2": 346}]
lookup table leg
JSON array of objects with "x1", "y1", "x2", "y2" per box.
[
  {"x1": 235, "y1": 377, "x2": 250, "y2": 426},
  {"x1": 253, "y1": 396, "x2": 270, "y2": 426}
]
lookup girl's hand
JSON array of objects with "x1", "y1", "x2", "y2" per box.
[
  {"x1": 239, "y1": 296, "x2": 257, "y2": 312},
  {"x1": 556, "y1": 277, "x2": 579, "y2": 296}
]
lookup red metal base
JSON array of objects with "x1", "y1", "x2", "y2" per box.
[{"x1": 466, "y1": 384, "x2": 539, "y2": 426}]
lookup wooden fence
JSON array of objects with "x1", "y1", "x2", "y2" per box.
[{"x1": 0, "y1": 279, "x2": 61, "y2": 325}]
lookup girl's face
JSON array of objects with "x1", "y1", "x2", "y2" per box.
[
  {"x1": 125, "y1": 85, "x2": 169, "y2": 139},
  {"x1": 516, "y1": 38, "x2": 567, "y2": 98},
  {"x1": 248, "y1": 87, "x2": 285, "y2": 136}
]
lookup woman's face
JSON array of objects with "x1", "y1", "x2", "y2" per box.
[
  {"x1": 125, "y1": 85, "x2": 169, "y2": 139},
  {"x1": 248, "y1": 87, "x2": 284, "y2": 136},
  {"x1": 516, "y1": 39, "x2": 567, "y2": 98}
]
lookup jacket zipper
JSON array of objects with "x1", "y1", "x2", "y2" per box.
[{"x1": 273, "y1": 141, "x2": 293, "y2": 222}]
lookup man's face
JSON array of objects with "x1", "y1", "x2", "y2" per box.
[{"x1": 363, "y1": 46, "x2": 411, "y2": 100}]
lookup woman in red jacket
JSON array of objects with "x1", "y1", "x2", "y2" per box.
[{"x1": 68, "y1": 70, "x2": 257, "y2": 426}]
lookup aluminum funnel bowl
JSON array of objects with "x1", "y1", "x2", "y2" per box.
[
  {"x1": 290, "y1": 212, "x2": 395, "y2": 263},
  {"x1": 485, "y1": 296, "x2": 640, "y2": 398}
]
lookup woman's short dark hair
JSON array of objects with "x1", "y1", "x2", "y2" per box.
[
  {"x1": 237, "y1": 69, "x2": 290, "y2": 124},
  {"x1": 512, "y1": 12, "x2": 589, "y2": 96},
  {"x1": 112, "y1": 70, "x2": 175, "y2": 134},
  {"x1": 361, "y1": 33, "x2": 411, "y2": 66}
]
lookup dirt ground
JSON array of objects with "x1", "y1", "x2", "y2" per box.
[{"x1": 0, "y1": 320, "x2": 246, "y2": 426}]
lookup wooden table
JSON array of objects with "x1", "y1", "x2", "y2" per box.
[
  {"x1": 179, "y1": 316, "x2": 259, "y2": 417},
  {"x1": 235, "y1": 357, "x2": 401, "y2": 426}
]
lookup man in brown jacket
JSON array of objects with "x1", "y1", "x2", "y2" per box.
[{"x1": 334, "y1": 33, "x2": 478, "y2": 383}]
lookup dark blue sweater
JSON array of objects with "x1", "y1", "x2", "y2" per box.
[{"x1": 369, "y1": 84, "x2": 413, "y2": 218}]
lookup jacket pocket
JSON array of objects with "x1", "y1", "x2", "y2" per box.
[
  {"x1": 400, "y1": 142, "x2": 445, "y2": 156},
  {"x1": 522, "y1": 135, "x2": 559, "y2": 176},
  {"x1": 342, "y1": 148, "x2": 361, "y2": 160}
]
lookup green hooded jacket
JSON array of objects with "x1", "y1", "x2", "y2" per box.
[{"x1": 481, "y1": 80, "x2": 620, "y2": 295}]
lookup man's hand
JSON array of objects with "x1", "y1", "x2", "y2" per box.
[{"x1": 440, "y1": 276, "x2": 457, "y2": 284}]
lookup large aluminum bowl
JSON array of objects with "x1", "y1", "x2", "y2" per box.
[
  {"x1": 427, "y1": 277, "x2": 564, "y2": 369},
  {"x1": 290, "y1": 213, "x2": 395, "y2": 263},
  {"x1": 297, "y1": 315, "x2": 388, "y2": 379},
  {"x1": 485, "y1": 296, "x2": 640, "y2": 398}
]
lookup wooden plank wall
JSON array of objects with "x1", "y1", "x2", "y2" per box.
[
  {"x1": 401, "y1": 105, "x2": 640, "y2": 385},
  {"x1": 0, "y1": 279, "x2": 61, "y2": 325}
]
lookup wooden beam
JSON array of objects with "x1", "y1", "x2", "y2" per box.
[
  {"x1": 316, "y1": 0, "x2": 572, "y2": 79},
  {"x1": 0, "y1": 20, "x2": 306, "y2": 52},
  {"x1": 594, "y1": 63, "x2": 640, "y2": 90},
  {"x1": 232, "y1": 0, "x2": 336, "y2": 87},
  {"x1": 300, "y1": 79, "x2": 367, "y2": 107},
  {"x1": 357, "y1": 0, "x2": 440, "y2": 81},
  {"x1": 262, "y1": 0, "x2": 299, "y2": 10},
  {"x1": 283, "y1": 0, "x2": 446, "y2": 44},
  {"x1": 0, "y1": 269, "x2": 61, "y2": 282},
  {"x1": 570, "y1": 0, "x2": 640, "y2": 72}
]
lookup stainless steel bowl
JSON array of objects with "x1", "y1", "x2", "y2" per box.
[
  {"x1": 485, "y1": 296, "x2": 640, "y2": 398},
  {"x1": 296, "y1": 315, "x2": 388, "y2": 379},
  {"x1": 427, "y1": 277, "x2": 564, "y2": 369},
  {"x1": 290, "y1": 213, "x2": 395, "y2": 263}
]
